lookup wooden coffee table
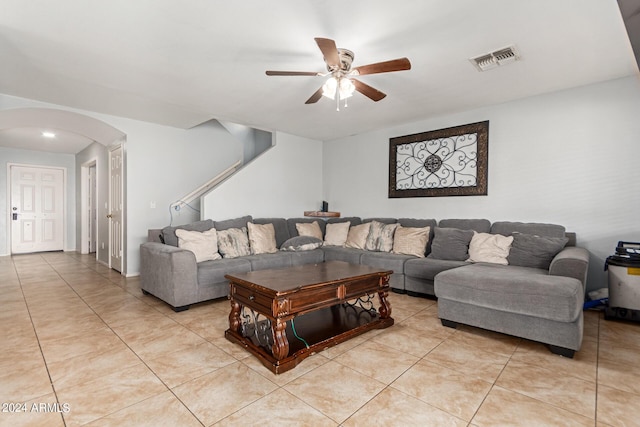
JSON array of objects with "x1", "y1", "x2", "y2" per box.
[{"x1": 225, "y1": 261, "x2": 394, "y2": 374}]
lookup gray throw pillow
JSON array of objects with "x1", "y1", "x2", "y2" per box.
[
  {"x1": 280, "y1": 236, "x2": 323, "y2": 251},
  {"x1": 428, "y1": 227, "x2": 474, "y2": 261},
  {"x1": 507, "y1": 232, "x2": 569, "y2": 270}
]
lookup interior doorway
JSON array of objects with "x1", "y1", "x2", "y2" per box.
[
  {"x1": 80, "y1": 160, "x2": 97, "y2": 255},
  {"x1": 10, "y1": 164, "x2": 65, "y2": 254}
]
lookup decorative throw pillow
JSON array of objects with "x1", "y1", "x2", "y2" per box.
[
  {"x1": 467, "y1": 232, "x2": 514, "y2": 265},
  {"x1": 365, "y1": 220, "x2": 399, "y2": 252},
  {"x1": 247, "y1": 222, "x2": 277, "y2": 255},
  {"x1": 296, "y1": 221, "x2": 323, "y2": 240},
  {"x1": 175, "y1": 228, "x2": 221, "y2": 263},
  {"x1": 345, "y1": 222, "x2": 372, "y2": 250},
  {"x1": 392, "y1": 226, "x2": 430, "y2": 257},
  {"x1": 280, "y1": 236, "x2": 323, "y2": 251},
  {"x1": 217, "y1": 227, "x2": 251, "y2": 259},
  {"x1": 507, "y1": 232, "x2": 569, "y2": 269},
  {"x1": 428, "y1": 227, "x2": 474, "y2": 261},
  {"x1": 324, "y1": 222, "x2": 351, "y2": 246}
]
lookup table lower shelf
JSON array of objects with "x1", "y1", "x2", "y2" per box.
[{"x1": 225, "y1": 303, "x2": 394, "y2": 374}]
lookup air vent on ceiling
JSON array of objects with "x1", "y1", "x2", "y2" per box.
[{"x1": 470, "y1": 45, "x2": 520, "y2": 71}]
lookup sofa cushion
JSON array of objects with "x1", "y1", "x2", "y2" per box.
[
  {"x1": 280, "y1": 236, "x2": 323, "y2": 251},
  {"x1": 404, "y1": 257, "x2": 468, "y2": 281},
  {"x1": 247, "y1": 222, "x2": 278, "y2": 255},
  {"x1": 214, "y1": 215, "x2": 253, "y2": 231},
  {"x1": 435, "y1": 263, "x2": 583, "y2": 323},
  {"x1": 197, "y1": 258, "x2": 251, "y2": 287},
  {"x1": 392, "y1": 225, "x2": 430, "y2": 257},
  {"x1": 327, "y1": 217, "x2": 362, "y2": 227},
  {"x1": 363, "y1": 217, "x2": 397, "y2": 224},
  {"x1": 253, "y1": 218, "x2": 290, "y2": 248},
  {"x1": 289, "y1": 249, "x2": 325, "y2": 266},
  {"x1": 467, "y1": 232, "x2": 513, "y2": 265},
  {"x1": 508, "y1": 233, "x2": 569, "y2": 270},
  {"x1": 345, "y1": 223, "x2": 371, "y2": 249},
  {"x1": 245, "y1": 252, "x2": 292, "y2": 270},
  {"x1": 491, "y1": 221, "x2": 565, "y2": 238},
  {"x1": 428, "y1": 227, "x2": 474, "y2": 261},
  {"x1": 324, "y1": 221, "x2": 351, "y2": 246},
  {"x1": 365, "y1": 221, "x2": 398, "y2": 252},
  {"x1": 175, "y1": 228, "x2": 222, "y2": 263},
  {"x1": 322, "y1": 246, "x2": 364, "y2": 264},
  {"x1": 217, "y1": 227, "x2": 251, "y2": 258},
  {"x1": 439, "y1": 219, "x2": 491, "y2": 233},
  {"x1": 162, "y1": 219, "x2": 215, "y2": 247},
  {"x1": 360, "y1": 251, "x2": 412, "y2": 273}
]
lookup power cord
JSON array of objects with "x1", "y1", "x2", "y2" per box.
[
  {"x1": 168, "y1": 200, "x2": 201, "y2": 226},
  {"x1": 290, "y1": 318, "x2": 309, "y2": 349}
]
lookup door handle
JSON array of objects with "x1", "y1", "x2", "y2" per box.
[
  {"x1": 12, "y1": 213, "x2": 18, "y2": 221},
  {"x1": 106, "y1": 214, "x2": 113, "y2": 219}
]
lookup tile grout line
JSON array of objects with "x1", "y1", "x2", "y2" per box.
[{"x1": 14, "y1": 254, "x2": 68, "y2": 427}]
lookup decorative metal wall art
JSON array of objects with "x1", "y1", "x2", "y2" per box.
[{"x1": 389, "y1": 121, "x2": 489, "y2": 198}]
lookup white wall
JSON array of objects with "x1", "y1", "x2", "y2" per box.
[
  {"x1": 323, "y1": 76, "x2": 640, "y2": 293},
  {"x1": 1, "y1": 94, "x2": 243, "y2": 275},
  {"x1": 202, "y1": 132, "x2": 323, "y2": 220},
  {"x1": 0, "y1": 147, "x2": 76, "y2": 255}
]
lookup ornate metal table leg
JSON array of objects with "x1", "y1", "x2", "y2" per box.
[
  {"x1": 271, "y1": 318, "x2": 289, "y2": 360},
  {"x1": 229, "y1": 297, "x2": 241, "y2": 333},
  {"x1": 378, "y1": 277, "x2": 391, "y2": 319}
]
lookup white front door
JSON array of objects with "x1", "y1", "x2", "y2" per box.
[
  {"x1": 10, "y1": 165, "x2": 65, "y2": 254},
  {"x1": 109, "y1": 146, "x2": 123, "y2": 272}
]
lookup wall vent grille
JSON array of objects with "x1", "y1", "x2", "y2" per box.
[{"x1": 470, "y1": 45, "x2": 520, "y2": 71}]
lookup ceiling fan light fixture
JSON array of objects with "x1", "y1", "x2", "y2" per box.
[{"x1": 322, "y1": 76, "x2": 355, "y2": 101}]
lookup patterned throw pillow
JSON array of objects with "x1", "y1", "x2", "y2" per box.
[
  {"x1": 247, "y1": 222, "x2": 277, "y2": 255},
  {"x1": 175, "y1": 228, "x2": 221, "y2": 263},
  {"x1": 392, "y1": 226, "x2": 430, "y2": 257},
  {"x1": 217, "y1": 227, "x2": 251, "y2": 259},
  {"x1": 280, "y1": 236, "x2": 323, "y2": 251},
  {"x1": 365, "y1": 221, "x2": 399, "y2": 252}
]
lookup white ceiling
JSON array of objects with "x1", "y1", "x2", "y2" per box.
[{"x1": 0, "y1": 0, "x2": 638, "y2": 151}]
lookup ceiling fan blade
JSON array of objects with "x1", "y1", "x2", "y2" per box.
[
  {"x1": 305, "y1": 87, "x2": 324, "y2": 104},
  {"x1": 266, "y1": 71, "x2": 321, "y2": 76},
  {"x1": 352, "y1": 79, "x2": 386, "y2": 102},
  {"x1": 352, "y1": 57, "x2": 411, "y2": 76},
  {"x1": 315, "y1": 37, "x2": 340, "y2": 69}
]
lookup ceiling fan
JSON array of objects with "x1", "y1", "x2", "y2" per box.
[{"x1": 266, "y1": 38, "x2": 411, "y2": 109}]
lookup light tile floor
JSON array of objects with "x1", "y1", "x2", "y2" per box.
[{"x1": 1, "y1": 252, "x2": 640, "y2": 426}]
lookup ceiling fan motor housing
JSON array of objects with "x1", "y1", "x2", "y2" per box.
[{"x1": 328, "y1": 48, "x2": 355, "y2": 73}]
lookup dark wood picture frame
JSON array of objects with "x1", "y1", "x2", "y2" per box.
[{"x1": 389, "y1": 121, "x2": 489, "y2": 198}]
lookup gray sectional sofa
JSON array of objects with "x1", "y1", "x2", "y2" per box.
[{"x1": 139, "y1": 215, "x2": 589, "y2": 357}]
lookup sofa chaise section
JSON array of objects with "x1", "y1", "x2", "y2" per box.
[{"x1": 434, "y1": 221, "x2": 590, "y2": 357}]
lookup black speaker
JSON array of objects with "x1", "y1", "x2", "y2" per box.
[{"x1": 321, "y1": 201, "x2": 328, "y2": 212}]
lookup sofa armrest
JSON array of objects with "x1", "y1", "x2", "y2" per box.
[
  {"x1": 139, "y1": 242, "x2": 198, "y2": 308},
  {"x1": 549, "y1": 246, "x2": 589, "y2": 288}
]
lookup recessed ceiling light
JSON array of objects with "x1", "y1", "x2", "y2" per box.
[{"x1": 42, "y1": 131, "x2": 56, "y2": 138}]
